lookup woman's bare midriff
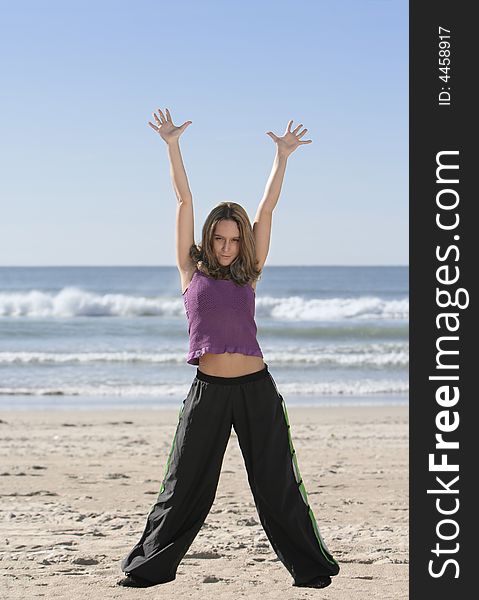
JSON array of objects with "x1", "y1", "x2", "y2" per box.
[{"x1": 198, "y1": 352, "x2": 265, "y2": 377}]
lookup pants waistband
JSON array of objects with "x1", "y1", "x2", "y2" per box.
[{"x1": 195, "y1": 363, "x2": 269, "y2": 385}]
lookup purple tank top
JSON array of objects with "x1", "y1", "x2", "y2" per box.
[{"x1": 182, "y1": 269, "x2": 264, "y2": 365}]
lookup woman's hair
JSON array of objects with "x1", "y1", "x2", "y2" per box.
[{"x1": 189, "y1": 202, "x2": 262, "y2": 286}]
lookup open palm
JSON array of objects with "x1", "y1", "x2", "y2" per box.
[
  {"x1": 148, "y1": 108, "x2": 192, "y2": 144},
  {"x1": 266, "y1": 120, "x2": 312, "y2": 157}
]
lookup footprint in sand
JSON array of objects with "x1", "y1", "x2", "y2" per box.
[
  {"x1": 236, "y1": 517, "x2": 259, "y2": 526},
  {"x1": 186, "y1": 550, "x2": 222, "y2": 559},
  {"x1": 202, "y1": 575, "x2": 231, "y2": 583},
  {"x1": 72, "y1": 557, "x2": 100, "y2": 565}
]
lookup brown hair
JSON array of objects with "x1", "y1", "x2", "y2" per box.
[{"x1": 189, "y1": 202, "x2": 262, "y2": 286}]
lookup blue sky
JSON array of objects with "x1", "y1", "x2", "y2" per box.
[{"x1": 0, "y1": 0, "x2": 408, "y2": 266}]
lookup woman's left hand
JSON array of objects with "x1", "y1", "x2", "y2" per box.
[{"x1": 266, "y1": 120, "x2": 312, "y2": 157}]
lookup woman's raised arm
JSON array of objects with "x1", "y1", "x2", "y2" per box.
[
  {"x1": 253, "y1": 120, "x2": 312, "y2": 271},
  {"x1": 148, "y1": 108, "x2": 195, "y2": 272}
]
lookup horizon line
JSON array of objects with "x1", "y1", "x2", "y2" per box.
[{"x1": 0, "y1": 263, "x2": 409, "y2": 268}]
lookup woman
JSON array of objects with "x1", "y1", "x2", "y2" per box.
[{"x1": 117, "y1": 108, "x2": 340, "y2": 589}]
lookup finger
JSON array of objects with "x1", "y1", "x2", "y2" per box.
[
  {"x1": 286, "y1": 119, "x2": 293, "y2": 133},
  {"x1": 292, "y1": 123, "x2": 303, "y2": 134},
  {"x1": 299, "y1": 139, "x2": 313, "y2": 144},
  {"x1": 266, "y1": 131, "x2": 279, "y2": 142},
  {"x1": 165, "y1": 108, "x2": 172, "y2": 122},
  {"x1": 153, "y1": 112, "x2": 162, "y2": 126},
  {"x1": 148, "y1": 121, "x2": 160, "y2": 131},
  {"x1": 157, "y1": 109, "x2": 167, "y2": 123},
  {"x1": 179, "y1": 120, "x2": 192, "y2": 131},
  {"x1": 297, "y1": 128, "x2": 308, "y2": 138}
]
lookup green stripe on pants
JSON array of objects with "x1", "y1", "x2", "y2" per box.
[
  {"x1": 280, "y1": 395, "x2": 339, "y2": 568},
  {"x1": 155, "y1": 401, "x2": 186, "y2": 504}
]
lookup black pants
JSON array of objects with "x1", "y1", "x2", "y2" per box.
[{"x1": 120, "y1": 363, "x2": 340, "y2": 585}]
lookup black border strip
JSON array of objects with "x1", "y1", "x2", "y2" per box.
[{"x1": 410, "y1": 2, "x2": 475, "y2": 596}]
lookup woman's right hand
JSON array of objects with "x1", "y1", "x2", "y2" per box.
[{"x1": 148, "y1": 108, "x2": 192, "y2": 144}]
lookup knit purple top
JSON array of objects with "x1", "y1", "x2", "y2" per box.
[{"x1": 182, "y1": 268, "x2": 264, "y2": 365}]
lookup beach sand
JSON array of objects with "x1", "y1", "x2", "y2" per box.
[{"x1": 0, "y1": 404, "x2": 408, "y2": 599}]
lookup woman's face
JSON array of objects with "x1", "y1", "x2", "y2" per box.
[{"x1": 212, "y1": 219, "x2": 241, "y2": 267}]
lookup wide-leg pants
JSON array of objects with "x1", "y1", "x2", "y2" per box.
[{"x1": 120, "y1": 363, "x2": 340, "y2": 585}]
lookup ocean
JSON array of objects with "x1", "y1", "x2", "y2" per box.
[{"x1": 0, "y1": 266, "x2": 408, "y2": 409}]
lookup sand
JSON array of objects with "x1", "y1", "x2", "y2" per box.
[{"x1": 0, "y1": 404, "x2": 408, "y2": 599}]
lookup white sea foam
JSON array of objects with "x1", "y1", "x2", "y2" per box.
[
  {"x1": 0, "y1": 343, "x2": 408, "y2": 367},
  {"x1": 0, "y1": 287, "x2": 180, "y2": 318},
  {"x1": 0, "y1": 379, "x2": 409, "y2": 397},
  {"x1": 256, "y1": 295, "x2": 408, "y2": 321},
  {"x1": 265, "y1": 345, "x2": 409, "y2": 367},
  {"x1": 0, "y1": 287, "x2": 409, "y2": 320}
]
